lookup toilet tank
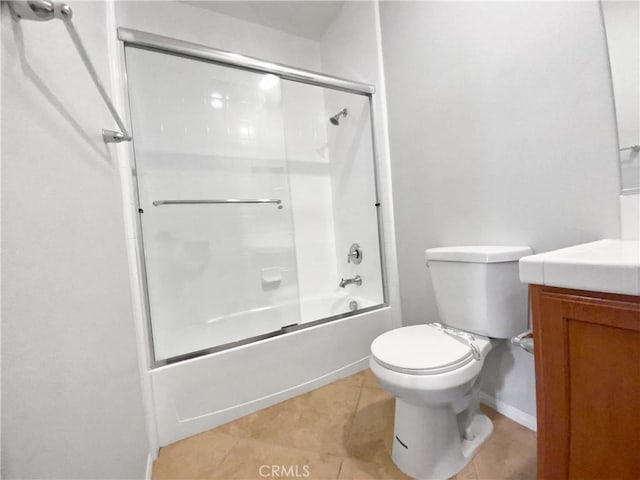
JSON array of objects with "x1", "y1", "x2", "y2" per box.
[{"x1": 425, "y1": 246, "x2": 533, "y2": 339}]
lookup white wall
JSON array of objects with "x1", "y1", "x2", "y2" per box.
[
  {"x1": 1, "y1": 2, "x2": 150, "y2": 477},
  {"x1": 379, "y1": 0, "x2": 621, "y2": 425},
  {"x1": 602, "y1": 0, "x2": 640, "y2": 192},
  {"x1": 116, "y1": 2, "x2": 322, "y2": 71}
]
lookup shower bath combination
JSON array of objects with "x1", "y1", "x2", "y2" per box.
[{"x1": 118, "y1": 29, "x2": 387, "y2": 364}]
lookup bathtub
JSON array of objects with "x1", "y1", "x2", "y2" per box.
[{"x1": 149, "y1": 302, "x2": 395, "y2": 446}]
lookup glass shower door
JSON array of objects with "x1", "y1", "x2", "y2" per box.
[
  {"x1": 280, "y1": 79, "x2": 385, "y2": 323},
  {"x1": 125, "y1": 46, "x2": 300, "y2": 361}
]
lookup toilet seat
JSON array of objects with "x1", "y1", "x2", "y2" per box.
[{"x1": 371, "y1": 324, "x2": 478, "y2": 375}]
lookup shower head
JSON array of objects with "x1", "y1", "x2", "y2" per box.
[{"x1": 329, "y1": 108, "x2": 348, "y2": 126}]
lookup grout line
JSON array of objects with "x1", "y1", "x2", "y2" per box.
[
  {"x1": 199, "y1": 436, "x2": 241, "y2": 479},
  {"x1": 336, "y1": 457, "x2": 344, "y2": 480},
  {"x1": 342, "y1": 380, "x2": 366, "y2": 456},
  {"x1": 354, "y1": 383, "x2": 366, "y2": 412},
  {"x1": 360, "y1": 384, "x2": 383, "y2": 392},
  {"x1": 469, "y1": 458, "x2": 480, "y2": 480},
  {"x1": 216, "y1": 436, "x2": 241, "y2": 469}
]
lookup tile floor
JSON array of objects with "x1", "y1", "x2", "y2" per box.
[{"x1": 152, "y1": 369, "x2": 536, "y2": 480}]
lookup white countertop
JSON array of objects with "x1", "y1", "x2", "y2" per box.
[{"x1": 519, "y1": 239, "x2": 640, "y2": 296}]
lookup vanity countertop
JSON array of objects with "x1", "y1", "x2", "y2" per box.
[{"x1": 519, "y1": 239, "x2": 640, "y2": 296}]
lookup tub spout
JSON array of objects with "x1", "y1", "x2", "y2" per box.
[{"x1": 339, "y1": 275, "x2": 362, "y2": 288}]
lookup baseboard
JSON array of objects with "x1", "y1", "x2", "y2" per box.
[
  {"x1": 480, "y1": 392, "x2": 537, "y2": 432},
  {"x1": 145, "y1": 453, "x2": 153, "y2": 480}
]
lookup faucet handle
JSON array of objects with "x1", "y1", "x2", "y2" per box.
[{"x1": 347, "y1": 243, "x2": 362, "y2": 264}]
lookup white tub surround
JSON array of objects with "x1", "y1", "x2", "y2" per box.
[{"x1": 519, "y1": 239, "x2": 640, "y2": 295}]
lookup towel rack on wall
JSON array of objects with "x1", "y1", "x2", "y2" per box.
[{"x1": 8, "y1": 1, "x2": 132, "y2": 144}]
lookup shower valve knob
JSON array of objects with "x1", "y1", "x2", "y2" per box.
[{"x1": 347, "y1": 243, "x2": 362, "y2": 264}]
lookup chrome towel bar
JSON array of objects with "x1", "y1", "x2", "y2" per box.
[
  {"x1": 152, "y1": 199, "x2": 283, "y2": 209},
  {"x1": 8, "y1": 1, "x2": 132, "y2": 144}
]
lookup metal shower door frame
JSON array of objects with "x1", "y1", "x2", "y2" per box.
[{"x1": 118, "y1": 29, "x2": 389, "y2": 368}]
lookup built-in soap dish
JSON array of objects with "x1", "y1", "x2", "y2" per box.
[{"x1": 261, "y1": 266, "x2": 283, "y2": 290}]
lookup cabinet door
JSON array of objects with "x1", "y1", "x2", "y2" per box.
[{"x1": 531, "y1": 286, "x2": 640, "y2": 480}]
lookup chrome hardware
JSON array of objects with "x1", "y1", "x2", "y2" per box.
[
  {"x1": 431, "y1": 323, "x2": 482, "y2": 361},
  {"x1": 30, "y1": 0, "x2": 55, "y2": 18},
  {"x1": 329, "y1": 108, "x2": 348, "y2": 126},
  {"x1": 8, "y1": 1, "x2": 55, "y2": 20},
  {"x1": 102, "y1": 130, "x2": 131, "y2": 144},
  {"x1": 59, "y1": 3, "x2": 71, "y2": 18},
  {"x1": 349, "y1": 300, "x2": 359, "y2": 312},
  {"x1": 619, "y1": 144, "x2": 640, "y2": 152},
  {"x1": 152, "y1": 199, "x2": 282, "y2": 208},
  {"x1": 8, "y1": 1, "x2": 132, "y2": 143},
  {"x1": 511, "y1": 330, "x2": 534, "y2": 354},
  {"x1": 339, "y1": 275, "x2": 362, "y2": 288},
  {"x1": 118, "y1": 28, "x2": 375, "y2": 96},
  {"x1": 347, "y1": 243, "x2": 363, "y2": 264}
]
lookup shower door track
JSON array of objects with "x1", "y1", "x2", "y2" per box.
[
  {"x1": 162, "y1": 304, "x2": 386, "y2": 365},
  {"x1": 120, "y1": 28, "x2": 389, "y2": 367},
  {"x1": 118, "y1": 28, "x2": 375, "y2": 96}
]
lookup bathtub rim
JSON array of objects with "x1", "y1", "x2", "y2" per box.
[{"x1": 152, "y1": 302, "x2": 387, "y2": 367}]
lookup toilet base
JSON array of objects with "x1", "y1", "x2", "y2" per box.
[{"x1": 391, "y1": 399, "x2": 493, "y2": 480}]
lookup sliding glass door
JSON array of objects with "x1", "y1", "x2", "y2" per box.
[
  {"x1": 125, "y1": 41, "x2": 386, "y2": 364},
  {"x1": 126, "y1": 46, "x2": 301, "y2": 361}
]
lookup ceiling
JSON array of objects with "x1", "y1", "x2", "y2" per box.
[{"x1": 183, "y1": 1, "x2": 345, "y2": 41}]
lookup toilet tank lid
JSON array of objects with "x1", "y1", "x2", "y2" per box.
[{"x1": 426, "y1": 246, "x2": 533, "y2": 263}]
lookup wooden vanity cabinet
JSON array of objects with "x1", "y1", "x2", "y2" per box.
[{"x1": 531, "y1": 285, "x2": 640, "y2": 480}]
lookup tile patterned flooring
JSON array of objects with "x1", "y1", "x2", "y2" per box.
[{"x1": 152, "y1": 369, "x2": 536, "y2": 480}]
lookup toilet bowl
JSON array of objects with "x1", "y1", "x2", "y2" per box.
[
  {"x1": 369, "y1": 246, "x2": 532, "y2": 479},
  {"x1": 370, "y1": 324, "x2": 496, "y2": 479}
]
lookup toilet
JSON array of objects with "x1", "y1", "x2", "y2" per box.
[{"x1": 370, "y1": 246, "x2": 532, "y2": 480}]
